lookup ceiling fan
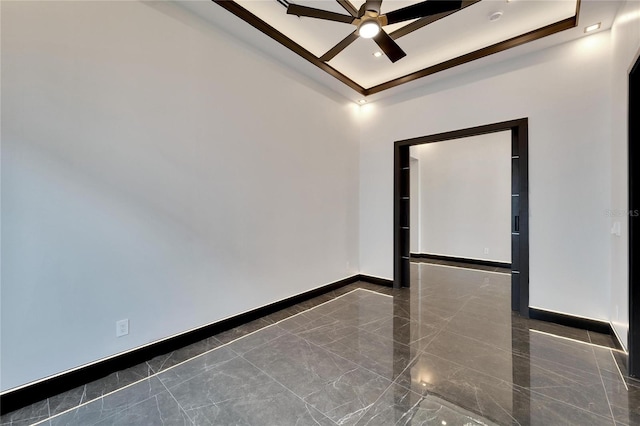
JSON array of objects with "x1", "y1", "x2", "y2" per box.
[{"x1": 286, "y1": 0, "x2": 464, "y2": 63}]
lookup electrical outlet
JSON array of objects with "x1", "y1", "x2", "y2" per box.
[
  {"x1": 483, "y1": 247, "x2": 490, "y2": 255},
  {"x1": 116, "y1": 319, "x2": 129, "y2": 337}
]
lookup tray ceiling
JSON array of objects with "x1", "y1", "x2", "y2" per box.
[{"x1": 214, "y1": 0, "x2": 581, "y2": 95}]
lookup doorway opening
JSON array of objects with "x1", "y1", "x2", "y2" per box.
[{"x1": 394, "y1": 119, "x2": 529, "y2": 316}]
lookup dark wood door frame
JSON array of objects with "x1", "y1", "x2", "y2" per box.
[
  {"x1": 628, "y1": 55, "x2": 640, "y2": 377},
  {"x1": 393, "y1": 118, "x2": 530, "y2": 316}
]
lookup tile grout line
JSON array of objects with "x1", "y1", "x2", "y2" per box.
[
  {"x1": 440, "y1": 325, "x2": 616, "y2": 394},
  {"x1": 158, "y1": 376, "x2": 196, "y2": 425},
  {"x1": 524, "y1": 385, "x2": 617, "y2": 423},
  {"x1": 410, "y1": 268, "x2": 619, "y2": 424},
  {"x1": 239, "y1": 354, "x2": 339, "y2": 425},
  {"x1": 590, "y1": 344, "x2": 617, "y2": 424},
  {"x1": 419, "y1": 348, "x2": 616, "y2": 424},
  {"x1": 241, "y1": 295, "x2": 407, "y2": 424},
  {"x1": 357, "y1": 287, "x2": 393, "y2": 298},
  {"x1": 28, "y1": 287, "x2": 376, "y2": 425},
  {"x1": 298, "y1": 306, "x2": 424, "y2": 391},
  {"x1": 610, "y1": 350, "x2": 629, "y2": 391},
  {"x1": 358, "y1": 287, "x2": 471, "y2": 400},
  {"x1": 529, "y1": 329, "x2": 625, "y2": 353}
]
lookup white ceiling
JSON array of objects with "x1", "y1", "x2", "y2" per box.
[
  {"x1": 238, "y1": 0, "x2": 578, "y2": 88},
  {"x1": 177, "y1": 0, "x2": 623, "y2": 101}
]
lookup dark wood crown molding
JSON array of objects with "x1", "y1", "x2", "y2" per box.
[
  {"x1": 213, "y1": 0, "x2": 365, "y2": 94},
  {"x1": 212, "y1": 0, "x2": 581, "y2": 96}
]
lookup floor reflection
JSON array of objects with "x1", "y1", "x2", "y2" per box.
[
  {"x1": 6, "y1": 262, "x2": 637, "y2": 426},
  {"x1": 387, "y1": 261, "x2": 629, "y2": 425}
]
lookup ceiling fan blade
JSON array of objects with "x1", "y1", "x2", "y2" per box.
[
  {"x1": 373, "y1": 30, "x2": 406, "y2": 63},
  {"x1": 389, "y1": 0, "x2": 479, "y2": 39},
  {"x1": 385, "y1": 0, "x2": 462, "y2": 25},
  {"x1": 287, "y1": 4, "x2": 355, "y2": 24},
  {"x1": 336, "y1": 0, "x2": 358, "y2": 17},
  {"x1": 320, "y1": 30, "x2": 359, "y2": 62},
  {"x1": 389, "y1": 12, "x2": 449, "y2": 39}
]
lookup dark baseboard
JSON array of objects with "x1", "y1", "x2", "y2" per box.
[
  {"x1": 357, "y1": 274, "x2": 393, "y2": 287},
  {"x1": 609, "y1": 326, "x2": 627, "y2": 353},
  {"x1": 529, "y1": 308, "x2": 612, "y2": 335},
  {"x1": 1, "y1": 273, "x2": 392, "y2": 415},
  {"x1": 410, "y1": 253, "x2": 511, "y2": 269}
]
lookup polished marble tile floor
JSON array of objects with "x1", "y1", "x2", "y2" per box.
[{"x1": 3, "y1": 263, "x2": 638, "y2": 425}]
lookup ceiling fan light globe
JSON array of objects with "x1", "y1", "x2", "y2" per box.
[{"x1": 358, "y1": 21, "x2": 380, "y2": 39}]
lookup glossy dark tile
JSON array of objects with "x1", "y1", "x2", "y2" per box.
[
  {"x1": 156, "y1": 346, "x2": 238, "y2": 390},
  {"x1": 589, "y1": 330, "x2": 619, "y2": 349},
  {"x1": 93, "y1": 391, "x2": 192, "y2": 426},
  {"x1": 8, "y1": 268, "x2": 638, "y2": 426},
  {"x1": 322, "y1": 328, "x2": 419, "y2": 381},
  {"x1": 242, "y1": 332, "x2": 391, "y2": 425},
  {"x1": 43, "y1": 361, "x2": 155, "y2": 418},
  {"x1": 213, "y1": 317, "x2": 273, "y2": 344},
  {"x1": 147, "y1": 336, "x2": 222, "y2": 374},
  {"x1": 167, "y1": 356, "x2": 334, "y2": 426},
  {"x1": 511, "y1": 387, "x2": 615, "y2": 426},
  {"x1": 423, "y1": 330, "x2": 516, "y2": 382},
  {"x1": 226, "y1": 323, "x2": 288, "y2": 355},
  {"x1": 0, "y1": 399, "x2": 49, "y2": 426},
  {"x1": 355, "y1": 383, "x2": 497, "y2": 426},
  {"x1": 50, "y1": 377, "x2": 166, "y2": 426},
  {"x1": 361, "y1": 315, "x2": 440, "y2": 352},
  {"x1": 398, "y1": 351, "x2": 520, "y2": 425}
]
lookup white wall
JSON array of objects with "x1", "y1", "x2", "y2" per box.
[
  {"x1": 360, "y1": 31, "x2": 613, "y2": 321},
  {"x1": 609, "y1": 0, "x2": 640, "y2": 349},
  {"x1": 412, "y1": 132, "x2": 511, "y2": 263},
  {"x1": 1, "y1": 1, "x2": 360, "y2": 391}
]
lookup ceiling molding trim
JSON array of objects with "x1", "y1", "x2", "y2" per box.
[
  {"x1": 212, "y1": 0, "x2": 366, "y2": 95},
  {"x1": 365, "y1": 13, "x2": 580, "y2": 95},
  {"x1": 212, "y1": 0, "x2": 581, "y2": 97}
]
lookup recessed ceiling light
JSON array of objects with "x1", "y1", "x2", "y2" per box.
[
  {"x1": 358, "y1": 99, "x2": 367, "y2": 104},
  {"x1": 373, "y1": 51, "x2": 383, "y2": 58},
  {"x1": 584, "y1": 23, "x2": 601, "y2": 33},
  {"x1": 489, "y1": 11, "x2": 503, "y2": 22},
  {"x1": 359, "y1": 21, "x2": 381, "y2": 39}
]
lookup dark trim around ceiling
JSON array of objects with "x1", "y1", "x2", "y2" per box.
[
  {"x1": 212, "y1": 0, "x2": 581, "y2": 96},
  {"x1": 212, "y1": 0, "x2": 365, "y2": 94},
  {"x1": 367, "y1": 15, "x2": 578, "y2": 95}
]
